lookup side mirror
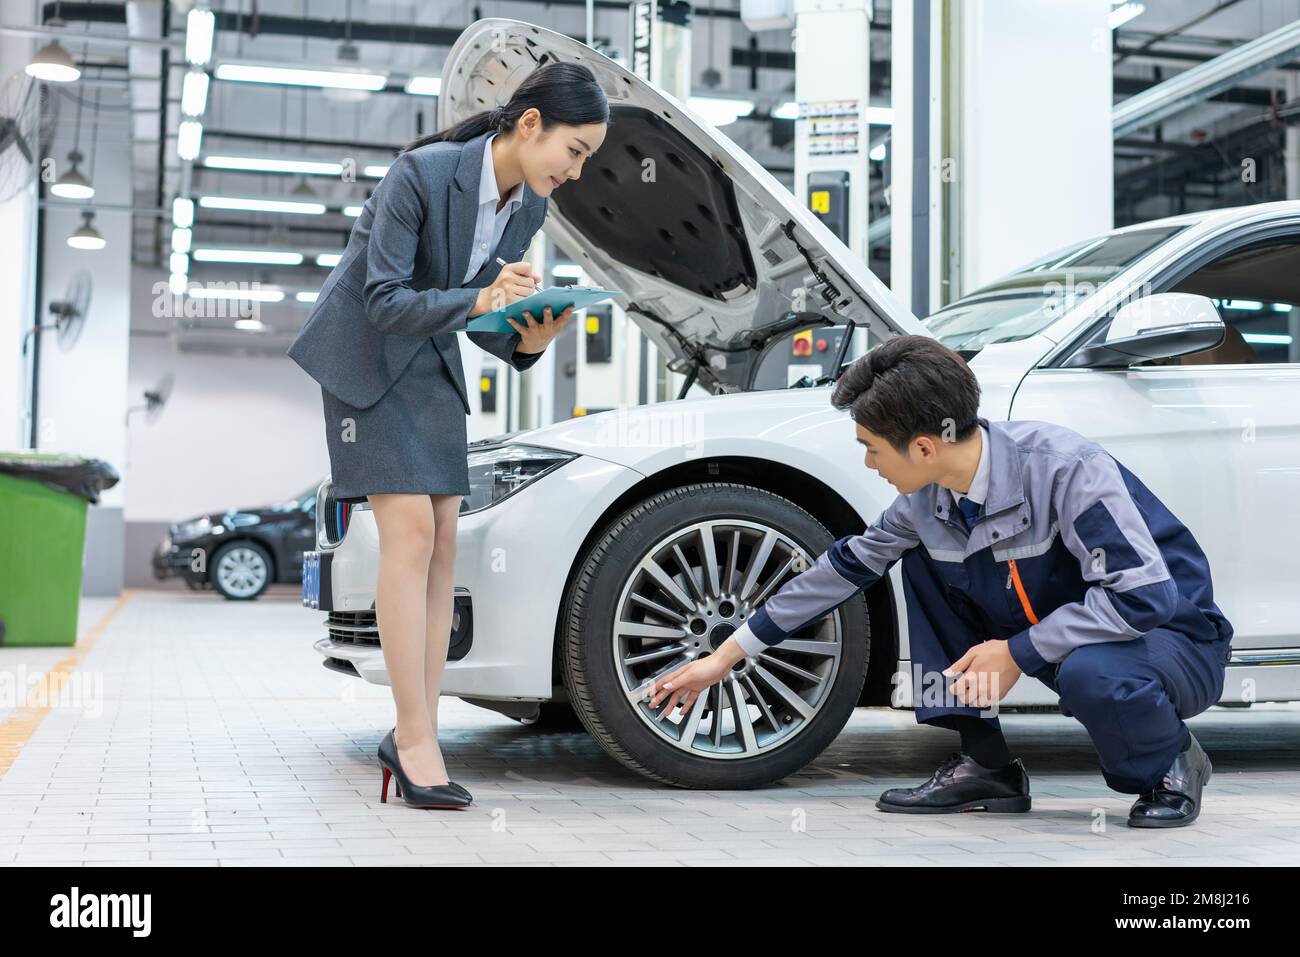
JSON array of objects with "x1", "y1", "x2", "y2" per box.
[{"x1": 1065, "y1": 293, "x2": 1225, "y2": 368}]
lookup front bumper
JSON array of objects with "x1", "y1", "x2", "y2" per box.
[
  {"x1": 309, "y1": 454, "x2": 645, "y2": 700},
  {"x1": 152, "y1": 537, "x2": 205, "y2": 583},
  {"x1": 313, "y1": 584, "x2": 474, "y2": 685}
]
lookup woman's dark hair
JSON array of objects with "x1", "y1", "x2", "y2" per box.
[
  {"x1": 830, "y1": 335, "x2": 981, "y2": 453},
  {"x1": 402, "y1": 61, "x2": 609, "y2": 152}
]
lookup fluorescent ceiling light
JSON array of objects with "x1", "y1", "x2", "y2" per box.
[
  {"x1": 773, "y1": 101, "x2": 799, "y2": 120},
  {"x1": 26, "y1": 40, "x2": 80, "y2": 83},
  {"x1": 363, "y1": 164, "x2": 390, "y2": 179},
  {"x1": 235, "y1": 319, "x2": 267, "y2": 331},
  {"x1": 181, "y1": 71, "x2": 210, "y2": 116},
  {"x1": 869, "y1": 142, "x2": 886, "y2": 161},
  {"x1": 214, "y1": 63, "x2": 387, "y2": 91},
  {"x1": 1241, "y1": 332, "x2": 1292, "y2": 345},
  {"x1": 193, "y1": 248, "x2": 304, "y2": 265},
  {"x1": 688, "y1": 96, "x2": 755, "y2": 126},
  {"x1": 177, "y1": 120, "x2": 203, "y2": 161},
  {"x1": 405, "y1": 76, "x2": 441, "y2": 96},
  {"x1": 172, "y1": 228, "x2": 192, "y2": 254},
  {"x1": 343, "y1": 205, "x2": 363, "y2": 217},
  {"x1": 186, "y1": 7, "x2": 215, "y2": 65},
  {"x1": 169, "y1": 272, "x2": 188, "y2": 295},
  {"x1": 202, "y1": 155, "x2": 344, "y2": 176},
  {"x1": 1272, "y1": 303, "x2": 1292, "y2": 312},
  {"x1": 315, "y1": 253, "x2": 342, "y2": 267},
  {"x1": 170, "y1": 252, "x2": 190, "y2": 275},
  {"x1": 1219, "y1": 299, "x2": 1263, "y2": 310},
  {"x1": 1109, "y1": 3, "x2": 1145, "y2": 30},
  {"x1": 296, "y1": 291, "x2": 319, "y2": 303},
  {"x1": 189, "y1": 287, "x2": 286, "y2": 303},
  {"x1": 173, "y1": 197, "x2": 194, "y2": 229},
  {"x1": 552, "y1": 264, "x2": 584, "y2": 279},
  {"x1": 198, "y1": 195, "x2": 326, "y2": 215}
]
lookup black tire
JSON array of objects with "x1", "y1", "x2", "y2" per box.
[
  {"x1": 209, "y1": 540, "x2": 273, "y2": 601},
  {"x1": 560, "y1": 482, "x2": 869, "y2": 788}
]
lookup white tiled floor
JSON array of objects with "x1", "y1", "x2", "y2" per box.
[{"x1": 1, "y1": 587, "x2": 1297, "y2": 866}]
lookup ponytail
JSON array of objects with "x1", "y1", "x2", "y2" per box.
[{"x1": 401, "y1": 61, "x2": 608, "y2": 153}]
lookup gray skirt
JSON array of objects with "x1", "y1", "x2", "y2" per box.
[{"x1": 320, "y1": 336, "x2": 470, "y2": 504}]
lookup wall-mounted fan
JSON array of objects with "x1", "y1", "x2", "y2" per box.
[
  {"x1": 143, "y1": 372, "x2": 174, "y2": 422},
  {"x1": 124, "y1": 372, "x2": 175, "y2": 469},
  {"x1": 47, "y1": 269, "x2": 92, "y2": 351},
  {"x1": 127, "y1": 372, "x2": 174, "y2": 426},
  {"x1": 0, "y1": 70, "x2": 41, "y2": 205},
  {"x1": 20, "y1": 270, "x2": 93, "y2": 443}
]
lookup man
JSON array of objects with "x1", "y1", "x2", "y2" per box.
[{"x1": 650, "y1": 335, "x2": 1233, "y2": 827}]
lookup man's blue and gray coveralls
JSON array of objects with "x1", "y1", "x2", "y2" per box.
[{"x1": 731, "y1": 418, "x2": 1234, "y2": 794}]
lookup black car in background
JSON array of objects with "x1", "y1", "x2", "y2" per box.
[{"x1": 153, "y1": 481, "x2": 321, "y2": 600}]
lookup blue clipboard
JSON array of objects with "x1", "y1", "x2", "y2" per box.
[{"x1": 465, "y1": 286, "x2": 622, "y2": 335}]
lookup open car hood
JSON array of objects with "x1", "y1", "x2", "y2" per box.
[{"x1": 439, "y1": 19, "x2": 926, "y2": 393}]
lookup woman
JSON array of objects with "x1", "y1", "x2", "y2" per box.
[{"x1": 287, "y1": 61, "x2": 609, "y2": 809}]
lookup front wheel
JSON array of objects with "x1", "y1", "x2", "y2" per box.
[
  {"x1": 210, "y1": 540, "x2": 273, "y2": 600},
  {"x1": 560, "y1": 483, "x2": 869, "y2": 788}
]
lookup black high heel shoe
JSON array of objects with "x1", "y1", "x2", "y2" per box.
[
  {"x1": 385, "y1": 727, "x2": 473, "y2": 803},
  {"x1": 377, "y1": 729, "x2": 471, "y2": 809}
]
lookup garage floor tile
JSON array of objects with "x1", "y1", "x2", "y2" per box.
[{"x1": 0, "y1": 588, "x2": 1296, "y2": 866}]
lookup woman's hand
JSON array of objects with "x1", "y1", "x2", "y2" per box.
[
  {"x1": 647, "y1": 637, "x2": 747, "y2": 717},
  {"x1": 471, "y1": 261, "x2": 539, "y2": 318},
  {"x1": 507, "y1": 305, "x2": 573, "y2": 355}
]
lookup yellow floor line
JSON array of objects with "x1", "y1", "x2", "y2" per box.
[{"x1": 0, "y1": 588, "x2": 135, "y2": 777}]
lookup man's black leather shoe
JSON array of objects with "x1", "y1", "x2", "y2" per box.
[
  {"x1": 876, "y1": 751, "x2": 1032, "y2": 814},
  {"x1": 1128, "y1": 731, "x2": 1211, "y2": 828}
]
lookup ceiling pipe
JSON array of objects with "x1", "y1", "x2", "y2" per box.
[{"x1": 1114, "y1": 18, "x2": 1300, "y2": 136}]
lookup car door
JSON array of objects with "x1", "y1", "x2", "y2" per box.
[{"x1": 1010, "y1": 218, "x2": 1300, "y2": 655}]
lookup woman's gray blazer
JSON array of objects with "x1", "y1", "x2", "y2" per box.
[{"x1": 287, "y1": 130, "x2": 547, "y2": 415}]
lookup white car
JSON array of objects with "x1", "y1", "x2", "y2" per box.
[{"x1": 302, "y1": 21, "x2": 1300, "y2": 789}]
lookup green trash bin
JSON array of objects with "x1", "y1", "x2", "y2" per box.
[{"x1": 0, "y1": 452, "x2": 120, "y2": 647}]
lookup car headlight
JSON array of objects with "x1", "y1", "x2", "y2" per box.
[
  {"x1": 173, "y1": 516, "x2": 211, "y2": 541},
  {"x1": 461, "y1": 445, "x2": 578, "y2": 514}
]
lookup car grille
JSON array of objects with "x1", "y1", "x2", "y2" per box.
[
  {"x1": 326, "y1": 611, "x2": 379, "y2": 645},
  {"x1": 315, "y1": 478, "x2": 366, "y2": 548},
  {"x1": 324, "y1": 597, "x2": 474, "y2": 660}
]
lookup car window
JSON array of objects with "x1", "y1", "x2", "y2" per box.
[
  {"x1": 1162, "y1": 237, "x2": 1300, "y2": 365},
  {"x1": 999, "y1": 224, "x2": 1186, "y2": 277},
  {"x1": 1076, "y1": 235, "x2": 1300, "y2": 367},
  {"x1": 924, "y1": 225, "x2": 1187, "y2": 351}
]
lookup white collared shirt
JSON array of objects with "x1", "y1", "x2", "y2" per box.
[
  {"x1": 461, "y1": 132, "x2": 526, "y2": 285},
  {"x1": 954, "y1": 423, "x2": 991, "y2": 508}
]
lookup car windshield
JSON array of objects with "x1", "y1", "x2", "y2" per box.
[{"x1": 922, "y1": 225, "x2": 1187, "y2": 351}]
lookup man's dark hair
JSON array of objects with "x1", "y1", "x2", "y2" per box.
[{"x1": 830, "y1": 335, "x2": 980, "y2": 453}]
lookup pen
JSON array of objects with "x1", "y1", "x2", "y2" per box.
[{"x1": 496, "y1": 257, "x2": 543, "y2": 293}]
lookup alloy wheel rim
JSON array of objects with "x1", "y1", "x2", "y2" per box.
[
  {"x1": 612, "y1": 519, "x2": 843, "y2": 759},
  {"x1": 216, "y1": 547, "x2": 267, "y2": 597}
]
